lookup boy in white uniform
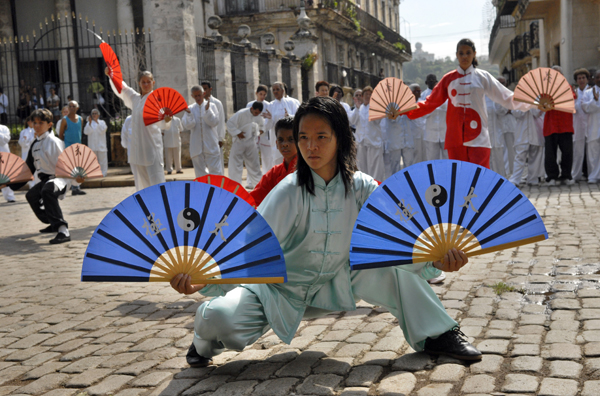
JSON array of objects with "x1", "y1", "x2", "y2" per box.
[
  {"x1": 247, "y1": 85, "x2": 271, "y2": 175},
  {"x1": 226, "y1": 102, "x2": 265, "y2": 188},
  {"x1": 0, "y1": 124, "x2": 15, "y2": 202},
  {"x1": 83, "y1": 109, "x2": 109, "y2": 177},
  {"x1": 420, "y1": 75, "x2": 448, "y2": 161},
  {"x1": 509, "y1": 108, "x2": 544, "y2": 186},
  {"x1": 162, "y1": 115, "x2": 184, "y2": 175},
  {"x1": 182, "y1": 85, "x2": 222, "y2": 178}
]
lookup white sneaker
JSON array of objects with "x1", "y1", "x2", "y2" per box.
[
  {"x1": 566, "y1": 179, "x2": 576, "y2": 185},
  {"x1": 588, "y1": 179, "x2": 598, "y2": 184},
  {"x1": 547, "y1": 180, "x2": 557, "y2": 186},
  {"x1": 529, "y1": 181, "x2": 540, "y2": 186},
  {"x1": 428, "y1": 272, "x2": 447, "y2": 284}
]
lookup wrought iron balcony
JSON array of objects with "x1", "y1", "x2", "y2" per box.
[
  {"x1": 509, "y1": 22, "x2": 539, "y2": 64},
  {"x1": 488, "y1": 14, "x2": 516, "y2": 54}
]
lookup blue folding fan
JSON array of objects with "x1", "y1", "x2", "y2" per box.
[
  {"x1": 350, "y1": 160, "x2": 548, "y2": 270},
  {"x1": 82, "y1": 181, "x2": 287, "y2": 284}
]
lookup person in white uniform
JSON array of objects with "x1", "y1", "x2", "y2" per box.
[
  {"x1": 330, "y1": 84, "x2": 355, "y2": 120},
  {"x1": 348, "y1": 86, "x2": 384, "y2": 181},
  {"x1": 381, "y1": 115, "x2": 415, "y2": 179},
  {"x1": 420, "y1": 75, "x2": 448, "y2": 161},
  {"x1": 263, "y1": 82, "x2": 299, "y2": 172},
  {"x1": 408, "y1": 84, "x2": 426, "y2": 164},
  {"x1": 581, "y1": 70, "x2": 600, "y2": 184},
  {"x1": 162, "y1": 115, "x2": 184, "y2": 175},
  {"x1": 83, "y1": 109, "x2": 109, "y2": 177},
  {"x1": 0, "y1": 124, "x2": 15, "y2": 202},
  {"x1": 182, "y1": 85, "x2": 222, "y2": 178},
  {"x1": 201, "y1": 82, "x2": 226, "y2": 173},
  {"x1": 106, "y1": 68, "x2": 171, "y2": 191},
  {"x1": 572, "y1": 69, "x2": 590, "y2": 181},
  {"x1": 485, "y1": 95, "x2": 506, "y2": 177},
  {"x1": 226, "y1": 102, "x2": 265, "y2": 188},
  {"x1": 496, "y1": 77, "x2": 517, "y2": 177},
  {"x1": 509, "y1": 107, "x2": 544, "y2": 186},
  {"x1": 19, "y1": 116, "x2": 38, "y2": 187},
  {"x1": 247, "y1": 85, "x2": 271, "y2": 175}
]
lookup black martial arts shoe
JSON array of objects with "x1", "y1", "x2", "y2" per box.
[
  {"x1": 176, "y1": 171, "x2": 184, "y2": 174},
  {"x1": 186, "y1": 343, "x2": 212, "y2": 368},
  {"x1": 72, "y1": 189, "x2": 87, "y2": 195},
  {"x1": 424, "y1": 327, "x2": 482, "y2": 361},
  {"x1": 39, "y1": 225, "x2": 54, "y2": 233},
  {"x1": 49, "y1": 232, "x2": 71, "y2": 244}
]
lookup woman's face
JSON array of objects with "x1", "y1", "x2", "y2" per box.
[
  {"x1": 256, "y1": 90, "x2": 267, "y2": 102},
  {"x1": 456, "y1": 45, "x2": 475, "y2": 71},
  {"x1": 297, "y1": 113, "x2": 338, "y2": 181},
  {"x1": 139, "y1": 76, "x2": 155, "y2": 95},
  {"x1": 272, "y1": 84, "x2": 284, "y2": 100}
]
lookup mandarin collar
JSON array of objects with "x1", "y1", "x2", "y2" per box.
[
  {"x1": 310, "y1": 168, "x2": 341, "y2": 190},
  {"x1": 457, "y1": 65, "x2": 474, "y2": 75},
  {"x1": 36, "y1": 131, "x2": 50, "y2": 141}
]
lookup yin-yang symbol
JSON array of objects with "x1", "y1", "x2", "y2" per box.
[
  {"x1": 177, "y1": 208, "x2": 201, "y2": 231},
  {"x1": 425, "y1": 184, "x2": 448, "y2": 208}
]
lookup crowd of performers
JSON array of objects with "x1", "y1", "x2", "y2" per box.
[{"x1": 4, "y1": 38, "x2": 588, "y2": 368}]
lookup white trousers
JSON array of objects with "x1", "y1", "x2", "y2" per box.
[
  {"x1": 93, "y1": 150, "x2": 108, "y2": 177},
  {"x1": 384, "y1": 148, "x2": 415, "y2": 180},
  {"x1": 423, "y1": 141, "x2": 447, "y2": 161},
  {"x1": 509, "y1": 144, "x2": 544, "y2": 185},
  {"x1": 587, "y1": 139, "x2": 600, "y2": 182},
  {"x1": 490, "y1": 147, "x2": 506, "y2": 177},
  {"x1": 502, "y1": 132, "x2": 516, "y2": 176},
  {"x1": 192, "y1": 153, "x2": 223, "y2": 179},
  {"x1": 572, "y1": 138, "x2": 586, "y2": 181},
  {"x1": 220, "y1": 146, "x2": 225, "y2": 177},
  {"x1": 357, "y1": 143, "x2": 385, "y2": 181},
  {"x1": 413, "y1": 137, "x2": 424, "y2": 164},
  {"x1": 164, "y1": 146, "x2": 182, "y2": 173},
  {"x1": 229, "y1": 139, "x2": 263, "y2": 188},
  {"x1": 131, "y1": 159, "x2": 166, "y2": 191},
  {"x1": 2, "y1": 186, "x2": 15, "y2": 202},
  {"x1": 259, "y1": 141, "x2": 273, "y2": 175}
]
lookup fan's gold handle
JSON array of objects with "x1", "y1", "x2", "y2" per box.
[{"x1": 170, "y1": 273, "x2": 206, "y2": 295}]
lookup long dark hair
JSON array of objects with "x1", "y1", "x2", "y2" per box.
[
  {"x1": 293, "y1": 96, "x2": 357, "y2": 196},
  {"x1": 456, "y1": 38, "x2": 478, "y2": 68}
]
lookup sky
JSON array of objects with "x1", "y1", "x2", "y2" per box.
[{"x1": 398, "y1": 0, "x2": 493, "y2": 60}]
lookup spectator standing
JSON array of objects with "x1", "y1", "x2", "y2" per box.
[
  {"x1": 47, "y1": 88, "x2": 61, "y2": 122},
  {"x1": 581, "y1": 70, "x2": 600, "y2": 184},
  {"x1": 83, "y1": 109, "x2": 109, "y2": 177},
  {"x1": 572, "y1": 68, "x2": 590, "y2": 181},
  {"x1": 162, "y1": 115, "x2": 184, "y2": 175},
  {"x1": 17, "y1": 92, "x2": 30, "y2": 124},
  {"x1": 59, "y1": 101, "x2": 87, "y2": 195},
  {"x1": 543, "y1": 66, "x2": 575, "y2": 186},
  {"x1": 29, "y1": 87, "x2": 44, "y2": 110},
  {"x1": 88, "y1": 76, "x2": 105, "y2": 110},
  {"x1": 0, "y1": 88, "x2": 8, "y2": 125}
]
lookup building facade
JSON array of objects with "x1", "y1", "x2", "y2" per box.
[{"x1": 488, "y1": 0, "x2": 600, "y2": 87}]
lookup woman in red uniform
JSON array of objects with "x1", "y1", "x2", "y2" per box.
[{"x1": 408, "y1": 39, "x2": 532, "y2": 168}]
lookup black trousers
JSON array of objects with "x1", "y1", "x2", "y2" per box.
[
  {"x1": 26, "y1": 178, "x2": 68, "y2": 231},
  {"x1": 544, "y1": 133, "x2": 573, "y2": 181},
  {"x1": 0, "y1": 113, "x2": 7, "y2": 125}
]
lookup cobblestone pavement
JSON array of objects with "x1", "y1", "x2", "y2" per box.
[{"x1": 1, "y1": 183, "x2": 600, "y2": 396}]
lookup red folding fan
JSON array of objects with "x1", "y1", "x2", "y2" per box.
[
  {"x1": 0, "y1": 152, "x2": 33, "y2": 185},
  {"x1": 514, "y1": 67, "x2": 575, "y2": 114},
  {"x1": 194, "y1": 175, "x2": 257, "y2": 208},
  {"x1": 143, "y1": 87, "x2": 188, "y2": 126},
  {"x1": 369, "y1": 77, "x2": 418, "y2": 121},
  {"x1": 100, "y1": 43, "x2": 123, "y2": 94},
  {"x1": 55, "y1": 144, "x2": 103, "y2": 179}
]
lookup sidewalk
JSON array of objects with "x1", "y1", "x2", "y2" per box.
[{"x1": 82, "y1": 166, "x2": 244, "y2": 189}]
